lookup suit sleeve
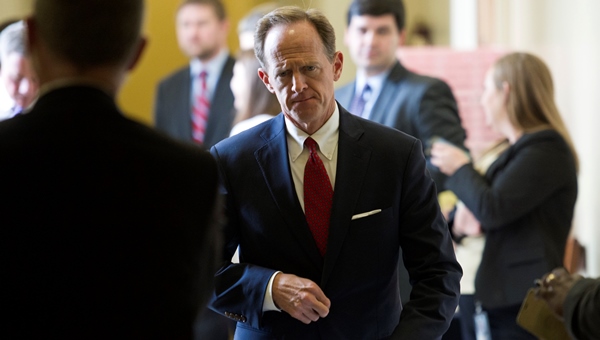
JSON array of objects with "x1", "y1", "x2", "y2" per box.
[
  {"x1": 564, "y1": 278, "x2": 600, "y2": 340},
  {"x1": 392, "y1": 139, "x2": 462, "y2": 339},
  {"x1": 446, "y1": 138, "x2": 573, "y2": 231},
  {"x1": 208, "y1": 146, "x2": 278, "y2": 329},
  {"x1": 416, "y1": 80, "x2": 466, "y2": 191}
]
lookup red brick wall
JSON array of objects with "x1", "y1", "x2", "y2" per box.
[{"x1": 397, "y1": 47, "x2": 508, "y2": 158}]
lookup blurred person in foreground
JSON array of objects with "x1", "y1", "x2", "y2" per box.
[
  {"x1": 1, "y1": 0, "x2": 221, "y2": 338},
  {"x1": 535, "y1": 267, "x2": 600, "y2": 340},
  {"x1": 0, "y1": 20, "x2": 38, "y2": 120},
  {"x1": 229, "y1": 49, "x2": 279, "y2": 136},
  {"x1": 209, "y1": 6, "x2": 461, "y2": 339},
  {"x1": 432, "y1": 52, "x2": 578, "y2": 339}
]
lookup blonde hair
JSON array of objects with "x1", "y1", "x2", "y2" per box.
[
  {"x1": 492, "y1": 52, "x2": 579, "y2": 171},
  {"x1": 232, "y1": 49, "x2": 280, "y2": 124}
]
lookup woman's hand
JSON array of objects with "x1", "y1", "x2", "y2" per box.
[
  {"x1": 453, "y1": 202, "x2": 482, "y2": 237},
  {"x1": 431, "y1": 142, "x2": 471, "y2": 176}
]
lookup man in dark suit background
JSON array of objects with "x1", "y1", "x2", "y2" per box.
[
  {"x1": 1, "y1": 0, "x2": 220, "y2": 338},
  {"x1": 335, "y1": 0, "x2": 467, "y2": 306},
  {"x1": 154, "y1": 0, "x2": 235, "y2": 149},
  {"x1": 209, "y1": 6, "x2": 461, "y2": 339},
  {"x1": 336, "y1": 0, "x2": 466, "y2": 191}
]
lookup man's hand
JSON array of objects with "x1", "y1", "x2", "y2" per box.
[
  {"x1": 534, "y1": 267, "x2": 583, "y2": 320},
  {"x1": 272, "y1": 273, "x2": 330, "y2": 324}
]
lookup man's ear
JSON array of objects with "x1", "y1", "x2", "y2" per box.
[
  {"x1": 219, "y1": 19, "x2": 230, "y2": 44},
  {"x1": 332, "y1": 51, "x2": 344, "y2": 82},
  {"x1": 127, "y1": 37, "x2": 147, "y2": 71},
  {"x1": 399, "y1": 29, "x2": 407, "y2": 47},
  {"x1": 257, "y1": 68, "x2": 275, "y2": 94}
]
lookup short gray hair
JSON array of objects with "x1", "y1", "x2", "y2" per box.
[
  {"x1": 0, "y1": 21, "x2": 27, "y2": 64},
  {"x1": 254, "y1": 6, "x2": 336, "y2": 68}
]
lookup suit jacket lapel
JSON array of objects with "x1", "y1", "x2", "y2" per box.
[
  {"x1": 369, "y1": 62, "x2": 409, "y2": 125},
  {"x1": 255, "y1": 115, "x2": 324, "y2": 269},
  {"x1": 321, "y1": 106, "x2": 372, "y2": 287}
]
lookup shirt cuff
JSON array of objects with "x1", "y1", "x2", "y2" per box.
[{"x1": 262, "y1": 271, "x2": 282, "y2": 312}]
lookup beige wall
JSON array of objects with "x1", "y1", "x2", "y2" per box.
[
  {"x1": 118, "y1": 0, "x2": 268, "y2": 125},
  {"x1": 0, "y1": 0, "x2": 33, "y2": 22}
]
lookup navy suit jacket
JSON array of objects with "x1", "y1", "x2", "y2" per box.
[
  {"x1": 209, "y1": 104, "x2": 461, "y2": 339},
  {"x1": 336, "y1": 61, "x2": 466, "y2": 191},
  {"x1": 154, "y1": 56, "x2": 236, "y2": 149}
]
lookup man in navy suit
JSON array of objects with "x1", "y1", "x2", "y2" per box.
[
  {"x1": 336, "y1": 0, "x2": 466, "y2": 192},
  {"x1": 209, "y1": 6, "x2": 461, "y2": 339},
  {"x1": 154, "y1": 0, "x2": 235, "y2": 149}
]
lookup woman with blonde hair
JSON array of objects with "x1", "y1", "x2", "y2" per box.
[
  {"x1": 432, "y1": 52, "x2": 578, "y2": 339},
  {"x1": 229, "y1": 49, "x2": 280, "y2": 136}
]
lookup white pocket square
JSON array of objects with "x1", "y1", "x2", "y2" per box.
[{"x1": 351, "y1": 209, "x2": 382, "y2": 220}]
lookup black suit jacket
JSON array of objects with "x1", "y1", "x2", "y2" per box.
[
  {"x1": 336, "y1": 61, "x2": 466, "y2": 191},
  {"x1": 154, "y1": 56, "x2": 236, "y2": 149},
  {"x1": 1, "y1": 86, "x2": 221, "y2": 339},
  {"x1": 447, "y1": 130, "x2": 577, "y2": 308},
  {"x1": 209, "y1": 105, "x2": 462, "y2": 339}
]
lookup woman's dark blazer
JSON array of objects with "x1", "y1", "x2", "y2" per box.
[{"x1": 446, "y1": 129, "x2": 577, "y2": 308}]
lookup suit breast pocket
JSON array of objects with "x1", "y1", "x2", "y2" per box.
[
  {"x1": 340, "y1": 207, "x2": 398, "y2": 277},
  {"x1": 348, "y1": 207, "x2": 395, "y2": 243}
]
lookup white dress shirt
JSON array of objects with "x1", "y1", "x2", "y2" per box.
[
  {"x1": 353, "y1": 69, "x2": 391, "y2": 119},
  {"x1": 262, "y1": 105, "x2": 340, "y2": 312},
  {"x1": 189, "y1": 49, "x2": 229, "y2": 103}
]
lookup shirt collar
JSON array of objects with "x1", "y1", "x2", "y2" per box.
[
  {"x1": 285, "y1": 104, "x2": 340, "y2": 162},
  {"x1": 355, "y1": 67, "x2": 391, "y2": 99},
  {"x1": 190, "y1": 49, "x2": 229, "y2": 77}
]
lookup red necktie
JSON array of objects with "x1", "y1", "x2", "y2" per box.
[
  {"x1": 304, "y1": 137, "x2": 333, "y2": 256},
  {"x1": 192, "y1": 71, "x2": 209, "y2": 143}
]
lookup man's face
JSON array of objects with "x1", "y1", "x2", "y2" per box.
[
  {"x1": 0, "y1": 52, "x2": 38, "y2": 108},
  {"x1": 258, "y1": 22, "x2": 343, "y2": 134},
  {"x1": 344, "y1": 14, "x2": 402, "y2": 76},
  {"x1": 176, "y1": 4, "x2": 228, "y2": 61}
]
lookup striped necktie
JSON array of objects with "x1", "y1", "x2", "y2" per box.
[{"x1": 192, "y1": 71, "x2": 210, "y2": 144}]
